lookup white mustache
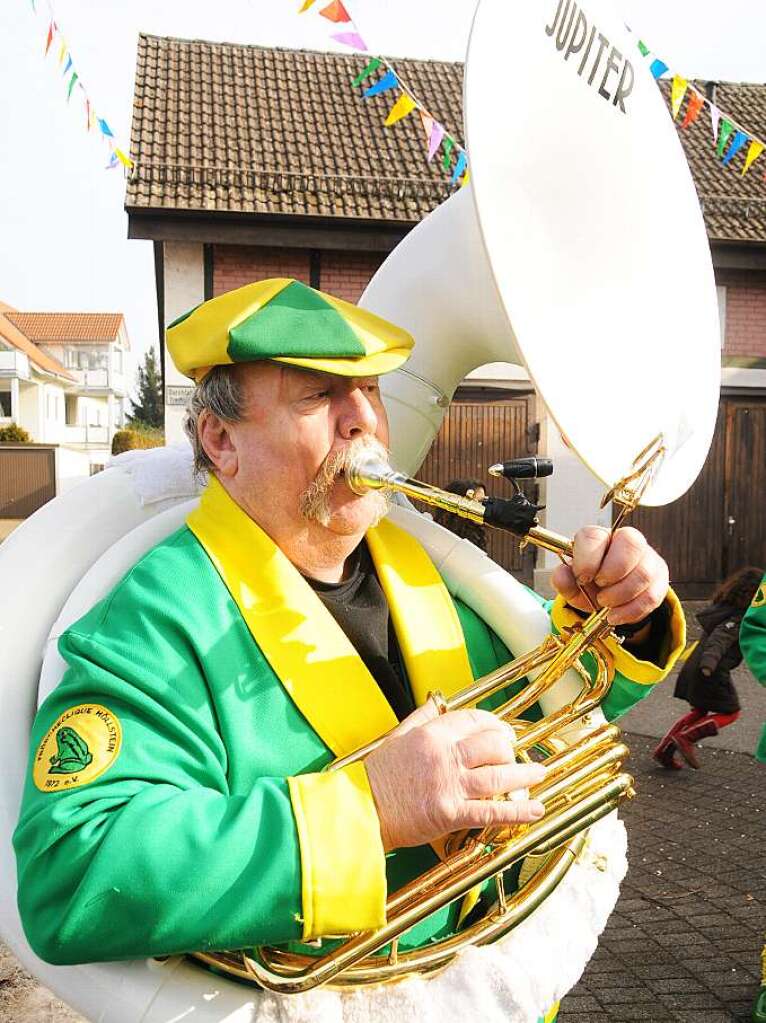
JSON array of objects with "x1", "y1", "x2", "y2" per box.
[{"x1": 298, "y1": 437, "x2": 390, "y2": 525}]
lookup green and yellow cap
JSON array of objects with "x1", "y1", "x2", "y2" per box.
[{"x1": 166, "y1": 278, "x2": 414, "y2": 382}]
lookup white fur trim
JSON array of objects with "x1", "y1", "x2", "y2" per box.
[{"x1": 110, "y1": 444, "x2": 203, "y2": 510}]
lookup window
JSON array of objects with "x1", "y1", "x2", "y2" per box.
[
  {"x1": 65, "y1": 394, "x2": 78, "y2": 425},
  {"x1": 0, "y1": 392, "x2": 10, "y2": 417},
  {"x1": 717, "y1": 286, "x2": 726, "y2": 350},
  {"x1": 89, "y1": 463, "x2": 106, "y2": 476}
]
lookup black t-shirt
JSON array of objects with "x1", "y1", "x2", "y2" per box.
[{"x1": 305, "y1": 543, "x2": 415, "y2": 721}]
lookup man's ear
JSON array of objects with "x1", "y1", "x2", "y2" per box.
[{"x1": 198, "y1": 410, "x2": 239, "y2": 478}]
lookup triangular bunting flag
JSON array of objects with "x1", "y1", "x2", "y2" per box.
[
  {"x1": 419, "y1": 110, "x2": 434, "y2": 144},
  {"x1": 637, "y1": 40, "x2": 650, "y2": 57},
  {"x1": 451, "y1": 150, "x2": 468, "y2": 185},
  {"x1": 352, "y1": 58, "x2": 381, "y2": 87},
  {"x1": 57, "y1": 40, "x2": 67, "y2": 64},
  {"x1": 743, "y1": 140, "x2": 765, "y2": 176},
  {"x1": 384, "y1": 93, "x2": 417, "y2": 127},
  {"x1": 427, "y1": 121, "x2": 445, "y2": 162},
  {"x1": 722, "y1": 130, "x2": 748, "y2": 167},
  {"x1": 44, "y1": 22, "x2": 55, "y2": 56},
  {"x1": 114, "y1": 148, "x2": 134, "y2": 170},
  {"x1": 710, "y1": 105, "x2": 721, "y2": 143},
  {"x1": 98, "y1": 118, "x2": 114, "y2": 137},
  {"x1": 62, "y1": 55, "x2": 73, "y2": 76},
  {"x1": 460, "y1": 169, "x2": 471, "y2": 188},
  {"x1": 363, "y1": 70, "x2": 398, "y2": 98},
  {"x1": 85, "y1": 98, "x2": 91, "y2": 131},
  {"x1": 105, "y1": 151, "x2": 120, "y2": 170},
  {"x1": 319, "y1": 0, "x2": 351, "y2": 23},
  {"x1": 671, "y1": 76, "x2": 688, "y2": 120},
  {"x1": 66, "y1": 72, "x2": 78, "y2": 100},
  {"x1": 298, "y1": 0, "x2": 317, "y2": 11},
  {"x1": 680, "y1": 90, "x2": 705, "y2": 129},
  {"x1": 716, "y1": 117, "x2": 734, "y2": 157},
  {"x1": 442, "y1": 136, "x2": 455, "y2": 171},
  {"x1": 649, "y1": 59, "x2": 668, "y2": 79},
  {"x1": 332, "y1": 32, "x2": 367, "y2": 50}
]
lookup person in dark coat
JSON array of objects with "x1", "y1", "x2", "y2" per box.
[
  {"x1": 654, "y1": 566, "x2": 764, "y2": 769},
  {"x1": 432, "y1": 479, "x2": 489, "y2": 552}
]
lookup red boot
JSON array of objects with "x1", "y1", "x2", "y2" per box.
[
  {"x1": 653, "y1": 738, "x2": 683, "y2": 769},
  {"x1": 676, "y1": 718, "x2": 719, "y2": 769}
]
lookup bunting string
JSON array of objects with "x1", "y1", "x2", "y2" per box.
[
  {"x1": 635, "y1": 33, "x2": 766, "y2": 183},
  {"x1": 28, "y1": 0, "x2": 133, "y2": 172},
  {"x1": 296, "y1": 0, "x2": 469, "y2": 187}
]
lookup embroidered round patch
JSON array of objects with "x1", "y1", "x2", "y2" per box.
[{"x1": 33, "y1": 704, "x2": 122, "y2": 793}]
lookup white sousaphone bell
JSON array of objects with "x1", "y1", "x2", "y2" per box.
[{"x1": 0, "y1": 1, "x2": 720, "y2": 1020}]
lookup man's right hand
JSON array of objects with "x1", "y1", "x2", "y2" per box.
[{"x1": 364, "y1": 702, "x2": 547, "y2": 853}]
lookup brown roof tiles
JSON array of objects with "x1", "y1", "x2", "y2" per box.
[
  {"x1": 0, "y1": 310, "x2": 74, "y2": 381},
  {"x1": 127, "y1": 35, "x2": 766, "y2": 244},
  {"x1": 127, "y1": 35, "x2": 461, "y2": 223},
  {"x1": 6, "y1": 313, "x2": 125, "y2": 345}
]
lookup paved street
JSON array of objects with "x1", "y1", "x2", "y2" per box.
[{"x1": 559, "y1": 733, "x2": 765, "y2": 1023}]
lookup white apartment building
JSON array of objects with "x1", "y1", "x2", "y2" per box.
[{"x1": 0, "y1": 303, "x2": 131, "y2": 489}]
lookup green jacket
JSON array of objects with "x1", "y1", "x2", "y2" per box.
[
  {"x1": 740, "y1": 575, "x2": 766, "y2": 762},
  {"x1": 14, "y1": 479, "x2": 684, "y2": 965}
]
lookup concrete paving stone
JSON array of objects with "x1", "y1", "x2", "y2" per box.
[
  {"x1": 605, "y1": 927, "x2": 651, "y2": 942},
  {"x1": 703, "y1": 968, "x2": 759, "y2": 985},
  {"x1": 648, "y1": 977, "x2": 709, "y2": 994},
  {"x1": 652, "y1": 932, "x2": 713, "y2": 948},
  {"x1": 630, "y1": 963, "x2": 697, "y2": 980},
  {"x1": 597, "y1": 987, "x2": 660, "y2": 1005},
  {"x1": 672, "y1": 1013, "x2": 738, "y2": 1023},
  {"x1": 558, "y1": 995, "x2": 603, "y2": 1012},
  {"x1": 610, "y1": 1009, "x2": 680, "y2": 1022},
  {"x1": 659, "y1": 992, "x2": 730, "y2": 1010},
  {"x1": 560, "y1": 1015, "x2": 613, "y2": 1023},
  {"x1": 690, "y1": 913, "x2": 744, "y2": 928}
]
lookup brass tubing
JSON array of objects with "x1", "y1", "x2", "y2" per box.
[
  {"x1": 529, "y1": 789, "x2": 632, "y2": 856},
  {"x1": 245, "y1": 836, "x2": 586, "y2": 986},
  {"x1": 329, "y1": 638, "x2": 565, "y2": 774},
  {"x1": 348, "y1": 457, "x2": 576, "y2": 557},
  {"x1": 247, "y1": 775, "x2": 633, "y2": 992},
  {"x1": 533, "y1": 744, "x2": 629, "y2": 809}
]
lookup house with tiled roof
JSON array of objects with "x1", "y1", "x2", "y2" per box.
[
  {"x1": 0, "y1": 305, "x2": 130, "y2": 485},
  {"x1": 125, "y1": 36, "x2": 766, "y2": 593}
]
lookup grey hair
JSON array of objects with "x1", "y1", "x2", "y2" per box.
[{"x1": 183, "y1": 364, "x2": 246, "y2": 476}]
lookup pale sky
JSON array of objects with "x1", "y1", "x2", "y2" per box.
[{"x1": 0, "y1": 0, "x2": 764, "y2": 395}]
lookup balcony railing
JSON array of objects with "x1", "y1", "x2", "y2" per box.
[
  {"x1": 68, "y1": 368, "x2": 128, "y2": 393},
  {"x1": 70, "y1": 368, "x2": 109, "y2": 388},
  {"x1": 0, "y1": 350, "x2": 30, "y2": 379},
  {"x1": 62, "y1": 424, "x2": 110, "y2": 445}
]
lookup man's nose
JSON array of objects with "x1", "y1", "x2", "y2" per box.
[{"x1": 337, "y1": 387, "x2": 378, "y2": 439}]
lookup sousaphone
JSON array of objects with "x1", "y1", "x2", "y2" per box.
[{"x1": 0, "y1": 0, "x2": 720, "y2": 1019}]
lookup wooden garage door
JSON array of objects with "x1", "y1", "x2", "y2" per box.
[
  {"x1": 626, "y1": 398, "x2": 765, "y2": 598},
  {"x1": 416, "y1": 392, "x2": 537, "y2": 586},
  {"x1": 0, "y1": 445, "x2": 56, "y2": 519}
]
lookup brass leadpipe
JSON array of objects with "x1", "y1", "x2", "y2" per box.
[{"x1": 346, "y1": 455, "x2": 573, "y2": 558}]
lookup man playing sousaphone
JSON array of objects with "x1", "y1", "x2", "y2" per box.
[{"x1": 14, "y1": 278, "x2": 685, "y2": 1023}]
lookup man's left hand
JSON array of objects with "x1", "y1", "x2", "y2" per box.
[{"x1": 551, "y1": 526, "x2": 669, "y2": 626}]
